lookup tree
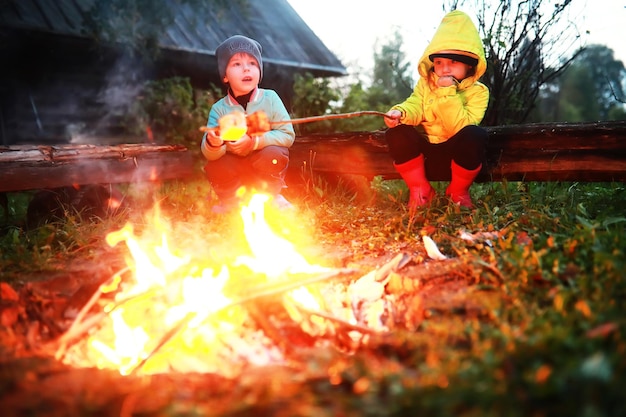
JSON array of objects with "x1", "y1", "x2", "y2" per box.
[
  {"x1": 567, "y1": 45, "x2": 626, "y2": 120},
  {"x1": 530, "y1": 45, "x2": 626, "y2": 122},
  {"x1": 290, "y1": 72, "x2": 340, "y2": 134},
  {"x1": 445, "y1": 0, "x2": 583, "y2": 125},
  {"x1": 290, "y1": 30, "x2": 414, "y2": 134},
  {"x1": 366, "y1": 30, "x2": 414, "y2": 111},
  {"x1": 335, "y1": 30, "x2": 414, "y2": 132}
]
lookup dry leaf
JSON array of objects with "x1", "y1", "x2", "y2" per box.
[
  {"x1": 1, "y1": 282, "x2": 19, "y2": 301},
  {"x1": 422, "y1": 236, "x2": 447, "y2": 260}
]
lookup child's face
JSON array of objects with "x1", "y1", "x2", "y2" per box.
[
  {"x1": 223, "y1": 52, "x2": 261, "y2": 96},
  {"x1": 432, "y1": 57, "x2": 472, "y2": 81}
]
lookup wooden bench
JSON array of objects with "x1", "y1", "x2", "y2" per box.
[
  {"x1": 0, "y1": 143, "x2": 196, "y2": 225},
  {"x1": 0, "y1": 143, "x2": 195, "y2": 193},
  {"x1": 1, "y1": 121, "x2": 624, "y2": 219},
  {"x1": 287, "y1": 120, "x2": 626, "y2": 183}
]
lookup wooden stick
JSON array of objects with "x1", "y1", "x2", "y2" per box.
[
  {"x1": 199, "y1": 111, "x2": 391, "y2": 133},
  {"x1": 69, "y1": 268, "x2": 130, "y2": 333},
  {"x1": 296, "y1": 306, "x2": 381, "y2": 335},
  {"x1": 129, "y1": 312, "x2": 196, "y2": 375},
  {"x1": 270, "y1": 111, "x2": 390, "y2": 126},
  {"x1": 233, "y1": 268, "x2": 357, "y2": 302},
  {"x1": 373, "y1": 252, "x2": 410, "y2": 282},
  {"x1": 54, "y1": 268, "x2": 129, "y2": 358},
  {"x1": 54, "y1": 285, "x2": 158, "y2": 359}
]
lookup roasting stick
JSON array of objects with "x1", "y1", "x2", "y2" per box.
[
  {"x1": 269, "y1": 110, "x2": 390, "y2": 126},
  {"x1": 199, "y1": 110, "x2": 391, "y2": 135}
]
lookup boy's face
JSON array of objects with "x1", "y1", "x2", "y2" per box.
[
  {"x1": 223, "y1": 52, "x2": 261, "y2": 96},
  {"x1": 432, "y1": 57, "x2": 472, "y2": 81}
]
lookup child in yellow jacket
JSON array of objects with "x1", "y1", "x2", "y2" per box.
[{"x1": 384, "y1": 10, "x2": 489, "y2": 209}]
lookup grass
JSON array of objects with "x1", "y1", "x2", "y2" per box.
[{"x1": 1, "y1": 178, "x2": 625, "y2": 416}]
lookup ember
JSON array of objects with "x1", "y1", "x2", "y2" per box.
[{"x1": 55, "y1": 193, "x2": 398, "y2": 377}]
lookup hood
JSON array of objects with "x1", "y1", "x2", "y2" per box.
[{"x1": 418, "y1": 10, "x2": 486, "y2": 84}]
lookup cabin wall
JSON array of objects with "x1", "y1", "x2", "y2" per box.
[
  {"x1": 0, "y1": 30, "x2": 155, "y2": 145},
  {"x1": 0, "y1": 31, "x2": 299, "y2": 146}
]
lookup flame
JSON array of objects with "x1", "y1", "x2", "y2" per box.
[
  {"x1": 62, "y1": 193, "x2": 331, "y2": 376},
  {"x1": 235, "y1": 194, "x2": 330, "y2": 276}
]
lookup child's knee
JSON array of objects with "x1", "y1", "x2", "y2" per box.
[{"x1": 252, "y1": 146, "x2": 289, "y2": 173}]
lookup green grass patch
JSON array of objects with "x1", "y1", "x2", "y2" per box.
[{"x1": 1, "y1": 179, "x2": 625, "y2": 415}]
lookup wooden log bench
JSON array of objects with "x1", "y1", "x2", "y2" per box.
[
  {"x1": 0, "y1": 143, "x2": 195, "y2": 193},
  {"x1": 3, "y1": 121, "x2": 624, "y2": 193},
  {"x1": 1, "y1": 121, "x2": 624, "y2": 221},
  {"x1": 287, "y1": 120, "x2": 626, "y2": 184},
  {"x1": 0, "y1": 143, "x2": 196, "y2": 225}
]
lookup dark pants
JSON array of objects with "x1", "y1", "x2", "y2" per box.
[
  {"x1": 204, "y1": 145, "x2": 289, "y2": 200},
  {"x1": 385, "y1": 125, "x2": 487, "y2": 181}
]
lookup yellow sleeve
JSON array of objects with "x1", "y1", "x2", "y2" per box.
[
  {"x1": 433, "y1": 82, "x2": 489, "y2": 136},
  {"x1": 390, "y1": 78, "x2": 429, "y2": 125}
]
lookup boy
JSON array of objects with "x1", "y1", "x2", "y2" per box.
[
  {"x1": 202, "y1": 35, "x2": 295, "y2": 213},
  {"x1": 384, "y1": 10, "x2": 490, "y2": 209}
]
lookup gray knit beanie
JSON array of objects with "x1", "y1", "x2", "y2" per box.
[{"x1": 216, "y1": 35, "x2": 263, "y2": 81}]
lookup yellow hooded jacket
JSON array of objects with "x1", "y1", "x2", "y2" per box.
[{"x1": 391, "y1": 10, "x2": 489, "y2": 144}]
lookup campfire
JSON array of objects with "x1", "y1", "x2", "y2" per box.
[{"x1": 54, "y1": 193, "x2": 403, "y2": 377}]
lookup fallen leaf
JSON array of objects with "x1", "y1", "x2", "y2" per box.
[
  {"x1": 535, "y1": 364, "x2": 552, "y2": 384},
  {"x1": 1, "y1": 282, "x2": 19, "y2": 301},
  {"x1": 575, "y1": 299, "x2": 592, "y2": 318},
  {"x1": 1, "y1": 305, "x2": 20, "y2": 327},
  {"x1": 352, "y1": 376, "x2": 370, "y2": 394},
  {"x1": 586, "y1": 322, "x2": 618, "y2": 339},
  {"x1": 422, "y1": 236, "x2": 447, "y2": 260}
]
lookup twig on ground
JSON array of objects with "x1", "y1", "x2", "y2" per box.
[{"x1": 295, "y1": 306, "x2": 381, "y2": 335}]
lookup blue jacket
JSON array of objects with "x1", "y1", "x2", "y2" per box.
[{"x1": 201, "y1": 88, "x2": 295, "y2": 161}]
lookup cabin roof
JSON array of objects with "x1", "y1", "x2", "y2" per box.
[{"x1": 0, "y1": 0, "x2": 347, "y2": 77}]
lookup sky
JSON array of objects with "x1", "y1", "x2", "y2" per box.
[{"x1": 287, "y1": 0, "x2": 626, "y2": 82}]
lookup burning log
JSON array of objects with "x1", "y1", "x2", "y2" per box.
[
  {"x1": 48, "y1": 194, "x2": 405, "y2": 376},
  {"x1": 3, "y1": 185, "x2": 508, "y2": 383},
  {"x1": 51, "y1": 214, "x2": 414, "y2": 374},
  {"x1": 127, "y1": 267, "x2": 358, "y2": 375}
]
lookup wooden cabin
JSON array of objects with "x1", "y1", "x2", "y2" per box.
[{"x1": 0, "y1": 0, "x2": 347, "y2": 145}]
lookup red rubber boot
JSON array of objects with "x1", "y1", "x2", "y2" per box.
[
  {"x1": 446, "y1": 160, "x2": 482, "y2": 208},
  {"x1": 394, "y1": 154, "x2": 435, "y2": 209}
]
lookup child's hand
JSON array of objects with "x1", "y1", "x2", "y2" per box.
[
  {"x1": 206, "y1": 130, "x2": 224, "y2": 147},
  {"x1": 437, "y1": 76, "x2": 457, "y2": 87},
  {"x1": 384, "y1": 110, "x2": 402, "y2": 128},
  {"x1": 226, "y1": 134, "x2": 254, "y2": 156}
]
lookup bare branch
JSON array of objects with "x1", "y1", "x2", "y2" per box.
[{"x1": 606, "y1": 75, "x2": 626, "y2": 104}]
